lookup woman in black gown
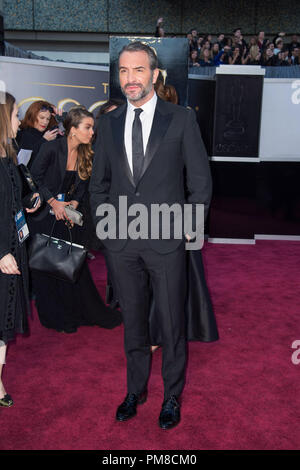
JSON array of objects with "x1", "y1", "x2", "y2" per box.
[
  {"x1": 29, "y1": 106, "x2": 122, "y2": 333},
  {"x1": 0, "y1": 93, "x2": 41, "y2": 407},
  {"x1": 152, "y1": 82, "x2": 219, "y2": 345}
]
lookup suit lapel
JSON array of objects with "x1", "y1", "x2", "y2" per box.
[
  {"x1": 111, "y1": 104, "x2": 136, "y2": 189},
  {"x1": 138, "y1": 99, "x2": 173, "y2": 184}
]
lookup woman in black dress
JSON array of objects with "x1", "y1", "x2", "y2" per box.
[
  {"x1": 16, "y1": 100, "x2": 59, "y2": 167},
  {"x1": 150, "y1": 85, "x2": 219, "y2": 347},
  {"x1": 29, "y1": 106, "x2": 122, "y2": 333},
  {"x1": 0, "y1": 93, "x2": 41, "y2": 407},
  {"x1": 151, "y1": 83, "x2": 218, "y2": 347}
]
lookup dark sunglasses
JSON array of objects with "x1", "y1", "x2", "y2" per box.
[{"x1": 40, "y1": 105, "x2": 54, "y2": 113}]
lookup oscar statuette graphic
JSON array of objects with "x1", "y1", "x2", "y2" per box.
[{"x1": 224, "y1": 78, "x2": 245, "y2": 140}]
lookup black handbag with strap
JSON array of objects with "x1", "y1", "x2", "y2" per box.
[{"x1": 28, "y1": 221, "x2": 87, "y2": 283}]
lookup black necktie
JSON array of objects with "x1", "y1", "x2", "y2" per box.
[{"x1": 132, "y1": 108, "x2": 144, "y2": 185}]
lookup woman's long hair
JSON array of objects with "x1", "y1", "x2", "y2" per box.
[
  {"x1": 262, "y1": 48, "x2": 273, "y2": 64},
  {"x1": 64, "y1": 106, "x2": 94, "y2": 181},
  {"x1": 199, "y1": 47, "x2": 213, "y2": 61},
  {"x1": 20, "y1": 100, "x2": 57, "y2": 130},
  {"x1": 249, "y1": 45, "x2": 260, "y2": 61},
  {"x1": 155, "y1": 80, "x2": 178, "y2": 104},
  {"x1": 0, "y1": 92, "x2": 17, "y2": 162}
]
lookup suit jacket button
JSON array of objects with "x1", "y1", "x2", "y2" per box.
[{"x1": 136, "y1": 192, "x2": 140, "y2": 197}]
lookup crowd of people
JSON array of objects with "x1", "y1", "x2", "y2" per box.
[
  {"x1": 155, "y1": 19, "x2": 299, "y2": 68},
  {"x1": 187, "y1": 29, "x2": 300, "y2": 67}
]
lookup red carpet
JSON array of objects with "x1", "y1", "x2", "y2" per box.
[{"x1": 0, "y1": 241, "x2": 299, "y2": 450}]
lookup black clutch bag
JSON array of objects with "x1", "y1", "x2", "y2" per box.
[
  {"x1": 18, "y1": 164, "x2": 44, "y2": 209},
  {"x1": 29, "y1": 221, "x2": 87, "y2": 283}
]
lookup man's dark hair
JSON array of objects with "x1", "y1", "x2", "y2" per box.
[{"x1": 119, "y1": 41, "x2": 158, "y2": 70}]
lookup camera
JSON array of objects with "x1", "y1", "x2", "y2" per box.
[{"x1": 53, "y1": 112, "x2": 67, "y2": 134}]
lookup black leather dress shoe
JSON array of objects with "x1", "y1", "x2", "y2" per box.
[
  {"x1": 116, "y1": 390, "x2": 147, "y2": 422},
  {"x1": 159, "y1": 395, "x2": 181, "y2": 430},
  {"x1": 0, "y1": 394, "x2": 14, "y2": 407},
  {"x1": 63, "y1": 326, "x2": 77, "y2": 334}
]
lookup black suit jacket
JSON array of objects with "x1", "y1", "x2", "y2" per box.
[
  {"x1": 16, "y1": 127, "x2": 46, "y2": 169},
  {"x1": 89, "y1": 97, "x2": 212, "y2": 254},
  {"x1": 30, "y1": 137, "x2": 88, "y2": 220}
]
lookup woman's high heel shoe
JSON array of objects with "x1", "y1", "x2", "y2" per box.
[{"x1": 0, "y1": 394, "x2": 14, "y2": 407}]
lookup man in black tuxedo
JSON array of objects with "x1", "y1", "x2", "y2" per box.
[{"x1": 90, "y1": 41, "x2": 212, "y2": 429}]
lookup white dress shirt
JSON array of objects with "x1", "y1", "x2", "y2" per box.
[{"x1": 124, "y1": 92, "x2": 157, "y2": 173}]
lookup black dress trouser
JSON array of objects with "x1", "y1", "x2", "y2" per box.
[{"x1": 105, "y1": 239, "x2": 187, "y2": 399}]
